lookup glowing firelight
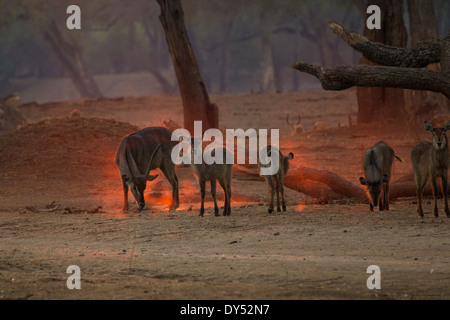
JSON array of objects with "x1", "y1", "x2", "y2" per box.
[{"x1": 295, "y1": 202, "x2": 306, "y2": 212}]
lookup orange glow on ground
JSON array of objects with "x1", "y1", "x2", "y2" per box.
[{"x1": 295, "y1": 202, "x2": 306, "y2": 212}]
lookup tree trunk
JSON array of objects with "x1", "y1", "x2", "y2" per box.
[
  {"x1": 292, "y1": 28, "x2": 301, "y2": 91},
  {"x1": 356, "y1": 0, "x2": 408, "y2": 124},
  {"x1": 404, "y1": 0, "x2": 449, "y2": 122},
  {"x1": 141, "y1": 18, "x2": 176, "y2": 94},
  {"x1": 259, "y1": 35, "x2": 275, "y2": 93},
  {"x1": 156, "y1": 0, "x2": 218, "y2": 133},
  {"x1": 234, "y1": 164, "x2": 446, "y2": 203},
  {"x1": 219, "y1": 18, "x2": 234, "y2": 93},
  {"x1": 42, "y1": 20, "x2": 102, "y2": 99}
]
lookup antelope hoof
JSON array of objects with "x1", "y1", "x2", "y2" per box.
[
  {"x1": 282, "y1": 205, "x2": 287, "y2": 212},
  {"x1": 268, "y1": 208, "x2": 273, "y2": 214}
]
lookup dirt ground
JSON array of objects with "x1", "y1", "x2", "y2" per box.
[{"x1": 1, "y1": 89, "x2": 450, "y2": 300}]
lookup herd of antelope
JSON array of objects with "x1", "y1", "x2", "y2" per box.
[{"x1": 115, "y1": 119, "x2": 450, "y2": 219}]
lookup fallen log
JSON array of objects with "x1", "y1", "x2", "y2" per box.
[
  {"x1": 233, "y1": 164, "x2": 366, "y2": 203},
  {"x1": 390, "y1": 172, "x2": 450, "y2": 200},
  {"x1": 234, "y1": 163, "x2": 450, "y2": 204}
]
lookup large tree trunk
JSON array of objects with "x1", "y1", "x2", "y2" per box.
[
  {"x1": 404, "y1": 0, "x2": 449, "y2": 121},
  {"x1": 356, "y1": 0, "x2": 408, "y2": 124},
  {"x1": 42, "y1": 20, "x2": 102, "y2": 99},
  {"x1": 156, "y1": 0, "x2": 218, "y2": 133},
  {"x1": 219, "y1": 18, "x2": 235, "y2": 93}
]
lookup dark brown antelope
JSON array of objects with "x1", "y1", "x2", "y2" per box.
[
  {"x1": 411, "y1": 121, "x2": 450, "y2": 218},
  {"x1": 360, "y1": 141, "x2": 402, "y2": 211},
  {"x1": 115, "y1": 127, "x2": 179, "y2": 213},
  {"x1": 259, "y1": 146, "x2": 294, "y2": 213}
]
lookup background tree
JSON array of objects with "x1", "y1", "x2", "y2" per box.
[
  {"x1": 0, "y1": 1, "x2": 448, "y2": 100},
  {"x1": 17, "y1": 0, "x2": 103, "y2": 99}
]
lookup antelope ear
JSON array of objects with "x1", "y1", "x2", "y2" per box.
[
  {"x1": 424, "y1": 121, "x2": 433, "y2": 132},
  {"x1": 444, "y1": 121, "x2": 450, "y2": 132},
  {"x1": 287, "y1": 152, "x2": 294, "y2": 160},
  {"x1": 359, "y1": 177, "x2": 367, "y2": 186},
  {"x1": 147, "y1": 174, "x2": 159, "y2": 181}
]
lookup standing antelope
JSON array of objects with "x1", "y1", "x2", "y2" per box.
[
  {"x1": 286, "y1": 115, "x2": 304, "y2": 135},
  {"x1": 187, "y1": 136, "x2": 233, "y2": 217},
  {"x1": 360, "y1": 141, "x2": 402, "y2": 211},
  {"x1": 259, "y1": 146, "x2": 294, "y2": 213},
  {"x1": 115, "y1": 127, "x2": 179, "y2": 213},
  {"x1": 411, "y1": 121, "x2": 450, "y2": 218}
]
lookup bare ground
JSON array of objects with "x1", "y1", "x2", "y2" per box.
[{"x1": 1, "y1": 89, "x2": 449, "y2": 300}]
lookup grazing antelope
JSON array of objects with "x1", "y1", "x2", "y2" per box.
[
  {"x1": 411, "y1": 121, "x2": 450, "y2": 218},
  {"x1": 187, "y1": 136, "x2": 233, "y2": 217},
  {"x1": 259, "y1": 146, "x2": 294, "y2": 213},
  {"x1": 286, "y1": 115, "x2": 304, "y2": 135},
  {"x1": 360, "y1": 141, "x2": 402, "y2": 211},
  {"x1": 115, "y1": 127, "x2": 179, "y2": 213}
]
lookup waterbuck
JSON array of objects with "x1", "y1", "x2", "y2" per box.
[
  {"x1": 115, "y1": 127, "x2": 179, "y2": 213},
  {"x1": 187, "y1": 136, "x2": 233, "y2": 217},
  {"x1": 360, "y1": 141, "x2": 402, "y2": 211},
  {"x1": 259, "y1": 146, "x2": 294, "y2": 213},
  {"x1": 411, "y1": 121, "x2": 450, "y2": 218}
]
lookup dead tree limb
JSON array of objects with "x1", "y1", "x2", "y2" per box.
[
  {"x1": 291, "y1": 20, "x2": 450, "y2": 99},
  {"x1": 233, "y1": 164, "x2": 367, "y2": 203},
  {"x1": 290, "y1": 62, "x2": 450, "y2": 98},
  {"x1": 327, "y1": 20, "x2": 445, "y2": 68}
]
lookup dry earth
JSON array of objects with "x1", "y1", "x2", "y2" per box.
[{"x1": 1, "y1": 89, "x2": 449, "y2": 300}]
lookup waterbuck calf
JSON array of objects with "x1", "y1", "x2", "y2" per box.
[
  {"x1": 259, "y1": 146, "x2": 294, "y2": 213},
  {"x1": 411, "y1": 121, "x2": 450, "y2": 218},
  {"x1": 188, "y1": 137, "x2": 233, "y2": 217},
  {"x1": 360, "y1": 141, "x2": 402, "y2": 211},
  {"x1": 115, "y1": 127, "x2": 179, "y2": 213}
]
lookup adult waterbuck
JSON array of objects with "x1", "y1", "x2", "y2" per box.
[
  {"x1": 411, "y1": 121, "x2": 450, "y2": 218},
  {"x1": 115, "y1": 127, "x2": 179, "y2": 213}
]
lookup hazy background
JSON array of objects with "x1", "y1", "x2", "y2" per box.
[{"x1": 0, "y1": 0, "x2": 448, "y2": 102}]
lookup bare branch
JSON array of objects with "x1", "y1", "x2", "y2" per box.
[
  {"x1": 327, "y1": 19, "x2": 445, "y2": 68},
  {"x1": 291, "y1": 61, "x2": 450, "y2": 98}
]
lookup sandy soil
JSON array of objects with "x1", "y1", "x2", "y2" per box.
[{"x1": 1, "y1": 89, "x2": 449, "y2": 300}]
